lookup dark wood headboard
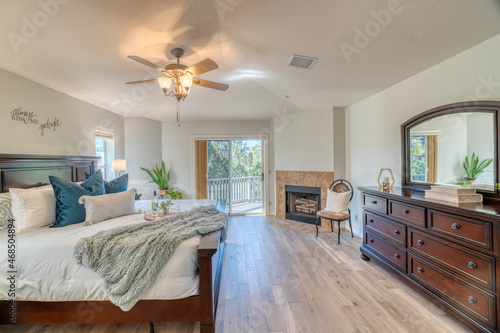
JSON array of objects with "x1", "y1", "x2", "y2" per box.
[{"x1": 0, "y1": 154, "x2": 100, "y2": 193}]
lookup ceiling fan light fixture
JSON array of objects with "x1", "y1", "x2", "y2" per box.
[
  {"x1": 126, "y1": 48, "x2": 229, "y2": 126},
  {"x1": 157, "y1": 76, "x2": 171, "y2": 91},
  {"x1": 180, "y1": 75, "x2": 193, "y2": 95},
  {"x1": 181, "y1": 75, "x2": 193, "y2": 89}
]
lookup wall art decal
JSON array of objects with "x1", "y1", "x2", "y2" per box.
[
  {"x1": 39, "y1": 118, "x2": 62, "y2": 136},
  {"x1": 9, "y1": 107, "x2": 62, "y2": 136},
  {"x1": 10, "y1": 107, "x2": 39, "y2": 125}
]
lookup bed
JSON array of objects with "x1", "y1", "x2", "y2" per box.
[{"x1": 0, "y1": 154, "x2": 225, "y2": 333}]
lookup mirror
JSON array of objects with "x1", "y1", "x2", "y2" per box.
[{"x1": 402, "y1": 102, "x2": 499, "y2": 195}]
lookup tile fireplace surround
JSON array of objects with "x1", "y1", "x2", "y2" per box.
[{"x1": 276, "y1": 170, "x2": 334, "y2": 227}]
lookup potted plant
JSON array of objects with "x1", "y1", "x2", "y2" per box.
[
  {"x1": 167, "y1": 187, "x2": 183, "y2": 199},
  {"x1": 463, "y1": 153, "x2": 493, "y2": 184},
  {"x1": 140, "y1": 161, "x2": 171, "y2": 196}
]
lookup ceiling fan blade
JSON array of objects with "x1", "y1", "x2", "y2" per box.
[
  {"x1": 186, "y1": 58, "x2": 218, "y2": 76},
  {"x1": 125, "y1": 79, "x2": 159, "y2": 84},
  {"x1": 193, "y1": 78, "x2": 229, "y2": 91},
  {"x1": 128, "y1": 56, "x2": 165, "y2": 72}
]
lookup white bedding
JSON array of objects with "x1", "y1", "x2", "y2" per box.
[{"x1": 0, "y1": 199, "x2": 216, "y2": 302}]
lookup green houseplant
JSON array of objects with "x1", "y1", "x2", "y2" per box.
[
  {"x1": 140, "y1": 161, "x2": 171, "y2": 195},
  {"x1": 463, "y1": 153, "x2": 493, "y2": 184},
  {"x1": 167, "y1": 187, "x2": 183, "y2": 199}
]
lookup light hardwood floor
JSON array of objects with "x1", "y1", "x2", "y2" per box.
[{"x1": 7, "y1": 216, "x2": 470, "y2": 333}]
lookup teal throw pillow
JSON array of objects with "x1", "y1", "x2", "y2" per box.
[
  {"x1": 85, "y1": 172, "x2": 128, "y2": 194},
  {"x1": 50, "y1": 169, "x2": 105, "y2": 227}
]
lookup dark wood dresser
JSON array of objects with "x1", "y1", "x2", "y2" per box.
[{"x1": 359, "y1": 186, "x2": 500, "y2": 332}]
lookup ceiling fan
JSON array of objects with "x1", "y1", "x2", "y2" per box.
[{"x1": 125, "y1": 47, "x2": 229, "y2": 125}]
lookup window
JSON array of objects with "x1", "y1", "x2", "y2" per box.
[
  {"x1": 410, "y1": 135, "x2": 427, "y2": 183},
  {"x1": 95, "y1": 127, "x2": 114, "y2": 180}
]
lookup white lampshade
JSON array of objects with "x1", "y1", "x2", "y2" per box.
[
  {"x1": 158, "y1": 77, "x2": 171, "y2": 90},
  {"x1": 112, "y1": 159, "x2": 126, "y2": 171},
  {"x1": 180, "y1": 75, "x2": 193, "y2": 93},
  {"x1": 181, "y1": 75, "x2": 193, "y2": 88}
]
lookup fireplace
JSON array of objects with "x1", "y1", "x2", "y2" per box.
[{"x1": 285, "y1": 185, "x2": 321, "y2": 224}]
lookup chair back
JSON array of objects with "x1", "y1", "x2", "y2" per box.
[{"x1": 329, "y1": 179, "x2": 353, "y2": 201}]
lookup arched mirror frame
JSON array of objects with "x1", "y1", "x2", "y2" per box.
[{"x1": 402, "y1": 101, "x2": 500, "y2": 198}]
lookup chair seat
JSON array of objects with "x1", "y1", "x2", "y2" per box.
[{"x1": 317, "y1": 210, "x2": 349, "y2": 221}]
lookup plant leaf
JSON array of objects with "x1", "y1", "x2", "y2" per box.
[{"x1": 142, "y1": 162, "x2": 171, "y2": 188}]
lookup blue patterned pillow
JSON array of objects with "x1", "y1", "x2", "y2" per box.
[
  {"x1": 85, "y1": 172, "x2": 128, "y2": 194},
  {"x1": 50, "y1": 170, "x2": 105, "y2": 227}
]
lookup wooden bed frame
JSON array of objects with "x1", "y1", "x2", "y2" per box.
[{"x1": 0, "y1": 154, "x2": 225, "y2": 333}]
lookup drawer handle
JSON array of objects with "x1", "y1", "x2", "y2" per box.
[
  {"x1": 468, "y1": 261, "x2": 477, "y2": 269},
  {"x1": 416, "y1": 240, "x2": 424, "y2": 246},
  {"x1": 393, "y1": 230, "x2": 400, "y2": 235},
  {"x1": 371, "y1": 200, "x2": 378, "y2": 204},
  {"x1": 394, "y1": 254, "x2": 400, "y2": 259},
  {"x1": 403, "y1": 209, "x2": 410, "y2": 214},
  {"x1": 468, "y1": 296, "x2": 477, "y2": 304},
  {"x1": 451, "y1": 223, "x2": 460, "y2": 230},
  {"x1": 369, "y1": 219, "x2": 374, "y2": 223},
  {"x1": 369, "y1": 239, "x2": 374, "y2": 243},
  {"x1": 417, "y1": 267, "x2": 424, "y2": 273}
]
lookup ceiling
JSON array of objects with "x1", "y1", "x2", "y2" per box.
[{"x1": 1, "y1": 0, "x2": 500, "y2": 122}]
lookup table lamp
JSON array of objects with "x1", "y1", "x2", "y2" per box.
[{"x1": 112, "y1": 159, "x2": 126, "y2": 176}]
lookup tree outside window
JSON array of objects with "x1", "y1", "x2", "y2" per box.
[{"x1": 410, "y1": 136, "x2": 427, "y2": 183}]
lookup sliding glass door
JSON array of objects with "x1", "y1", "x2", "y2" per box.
[{"x1": 205, "y1": 139, "x2": 264, "y2": 215}]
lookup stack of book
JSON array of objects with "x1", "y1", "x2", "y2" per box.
[{"x1": 424, "y1": 185, "x2": 483, "y2": 203}]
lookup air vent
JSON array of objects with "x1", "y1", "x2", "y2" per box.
[{"x1": 288, "y1": 54, "x2": 318, "y2": 70}]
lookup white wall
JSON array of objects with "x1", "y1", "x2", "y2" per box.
[
  {"x1": 333, "y1": 107, "x2": 346, "y2": 179},
  {"x1": 125, "y1": 117, "x2": 162, "y2": 199},
  {"x1": 0, "y1": 68, "x2": 124, "y2": 159},
  {"x1": 346, "y1": 34, "x2": 500, "y2": 237},
  {"x1": 273, "y1": 108, "x2": 334, "y2": 171},
  {"x1": 467, "y1": 113, "x2": 495, "y2": 185},
  {"x1": 162, "y1": 121, "x2": 274, "y2": 210}
]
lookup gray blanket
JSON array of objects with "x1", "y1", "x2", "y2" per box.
[{"x1": 73, "y1": 205, "x2": 227, "y2": 311}]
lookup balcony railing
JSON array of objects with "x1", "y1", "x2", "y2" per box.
[
  {"x1": 411, "y1": 174, "x2": 426, "y2": 182},
  {"x1": 208, "y1": 176, "x2": 262, "y2": 204}
]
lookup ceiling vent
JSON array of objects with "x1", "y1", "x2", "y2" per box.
[{"x1": 288, "y1": 54, "x2": 318, "y2": 70}]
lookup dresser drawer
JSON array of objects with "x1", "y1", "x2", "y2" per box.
[
  {"x1": 389, "y1": 200, "x2": 425, "y2": 227},
  {"x1": 362, "y1": 194, "x2": 387, "y2": 214},
  {"x1": 409, "y1": 255, "x2": 496, "y2": 328},
  {"x1": 410, "y1": 229, "x2": 495, "y2": 291},
  {"x1": 364, "y1": 231, "x2": 406, "y2": 272},
  {"x1": 364, "y1": 212, "x2": 406, "y2": 246},
  {"x1": 429, "y1": 210, "x2": 492, "y2": 250}
]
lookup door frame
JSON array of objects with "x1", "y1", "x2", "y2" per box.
[{"x1": 191, "y1": 134, "x2": 269, "y2": 215}]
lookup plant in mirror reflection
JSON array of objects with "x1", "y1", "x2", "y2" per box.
[{"x1": 463, "y1": 153, "x2": 493, "y2": 181}]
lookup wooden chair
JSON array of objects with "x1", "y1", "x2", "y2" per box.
[{"x1": 315, "y1": 179, "x2": 353, "y2": 244}]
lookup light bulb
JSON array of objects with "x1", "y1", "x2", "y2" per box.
[
  {"x1": 181, "y1": 75, "x2": 193, "y2": 88},
  {"x1": 157, "y1": 77, "x2": 171, "y2": 90},
  {"x1": 181, "y1": 75, "x2": 193, "y2": 94}
]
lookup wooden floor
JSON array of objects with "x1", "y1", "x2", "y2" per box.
[{"x1": 7, "y1": 216, "x2": 470, "y2": 333}]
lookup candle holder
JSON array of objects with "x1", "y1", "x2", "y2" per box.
[{"x1": 378, "y1": 168, "x2": 395, "y2": 191}]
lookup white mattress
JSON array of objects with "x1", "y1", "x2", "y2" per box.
[{"x1": 0, "y1": 199, "x2": 216, "y2": 302}]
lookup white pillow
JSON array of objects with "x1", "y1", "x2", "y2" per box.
[
  {"x1": 79, "y1": 189, "x2": 135, "y2": 226},
  {"x1": 9, "y1": 185, "x2": 56, "y2": 232},
  {"x1": 326, "y1": 189, "x2": 351, "y2": 213},
  {"x1": 0, "y1": 193, "x2": 13, "y2": 230}
]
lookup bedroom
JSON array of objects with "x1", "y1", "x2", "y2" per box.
[{"x1": 1, "y1": 0, "x2": 500, "y2": 332}]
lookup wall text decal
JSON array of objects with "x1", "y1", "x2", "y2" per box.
[
  {"x1": 10, "y1": 107, "x2": 39, "y2": 125},
  {"x1": 9, "y1": 107, "x2": 62, "y2": 136},
  {"x1": 39, "y1": 118, "x2": 62, "y2": 136}
]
